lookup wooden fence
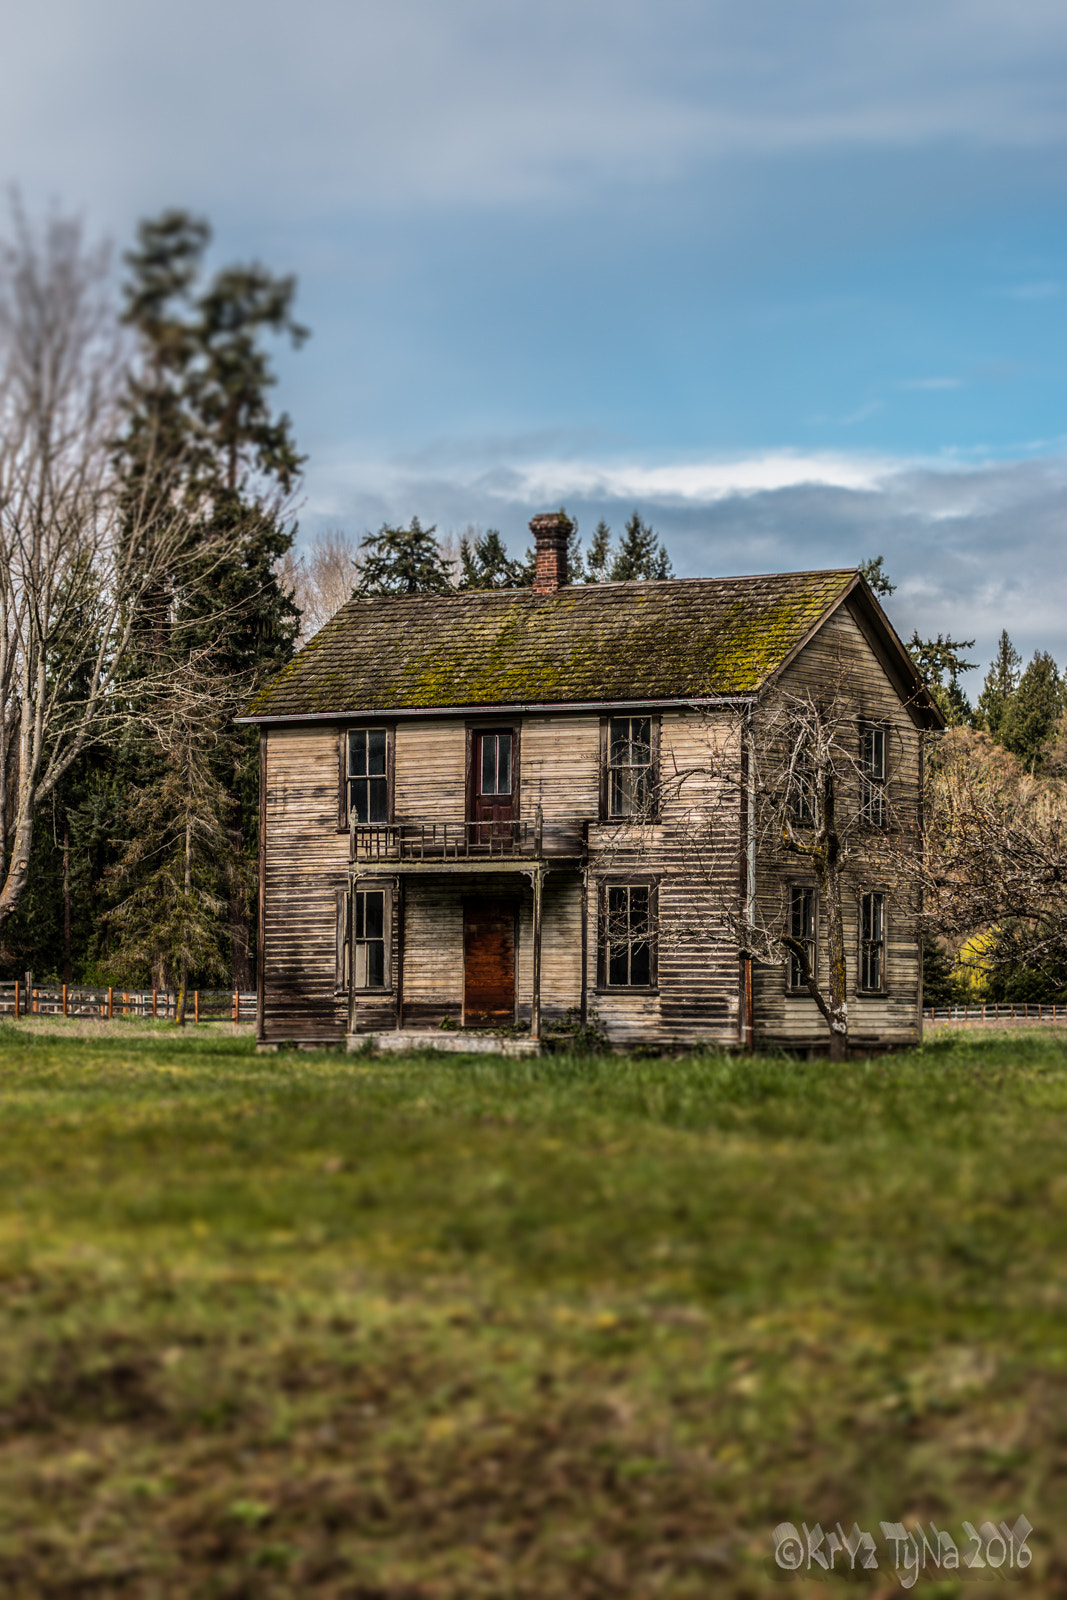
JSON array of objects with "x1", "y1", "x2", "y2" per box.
[
  {"x1": 0, "y1": 985, "x2": 257, "y2": 1023},
  {"x1": 924, "y1": 1002, "x2": 1067, "y2": 1024}
]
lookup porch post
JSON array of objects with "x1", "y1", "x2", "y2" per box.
[
  {"x1": 348, "y1": 867, "x2": 358, "y2": 1037},
  {"x1": 531, "y1": 867, "x2": 544, "y2": 1043},
  {"x1": 394, "y1": 875, "x2": 405, "y2": 1031}
]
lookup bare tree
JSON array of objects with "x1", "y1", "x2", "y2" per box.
[
  {"x1": 277, "y1": 526, "x2": 361, "y2": 643},
  {"x1": 0, "y1": 205, "x2": 233, "y2": 936},
  {"x1": 923, "y1": 726, "x2": 1067, "y2": 980},
  {"x1": 625, "y1": 680, "x2": 919, "y2": 1057}
]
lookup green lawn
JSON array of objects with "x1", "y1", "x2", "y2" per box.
[{"x1": 0, "y1": 1021, "x2": 1064, "y2": 1597}]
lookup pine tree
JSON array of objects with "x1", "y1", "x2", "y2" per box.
[
  {"x1": 110, "y1": 210, "x2": 306, "y2": 990},
  {"x1": 608, "y1": 512, "x2": 673, "y2": 581},
  {"x1": 458, "y1": 529, "x2": 529, "y2": 590},
  {"x1": 584, "y1": 520, "x2": 613, "y2": 584},
  {"x1": 357, "y1": 517, "x2": 454, "y2": 595},
  {"x1": 999, "y1": 651, "x2": 1062, "y2": 770},
  {"x1": 906, "y1": 633, "x2": 976, "y2": 727},
  {"x1": 859, "y1": 555, "x2": 895, "y2": 597},
  {"x1": 977, "y1": 630, "x2": 1022, "y2": 739}
]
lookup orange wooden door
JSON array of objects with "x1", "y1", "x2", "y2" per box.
[{"x1": 463, "y1": 900, "x2": 516, "y2": 1023}]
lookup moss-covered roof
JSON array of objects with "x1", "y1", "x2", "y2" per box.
[{"x1": 240, "y1": 570, "x2": 861, "y2": 720}]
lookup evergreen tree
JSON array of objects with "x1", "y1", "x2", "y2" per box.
[
  {"x1": 859, "y1": 555, "x2": 895, "y2": 597},
  {"x1": 109, "y1": 210, "x2": 306, "y2": 990},
  {"x1": 458, "y1": 528, "x2": 529, "y2": 590},
  {"x1": 976, "y1": 630, "x2": 1022, "y2": 739},
  {"x1": 584, "y1": 520, "x2": 613, "y2": 584},
  {"x1": 608, "y1": 512, "x2": 673, "y2": 581},
  {"x1": 907, "y1": 633, "x2": 976, "y2": 727},
  {"x1": 999, "y1": 651, "x2": 1063, "y2": 770},
  {"x1": 357, "y1": 517, "x2": 454, "y2": 595}
]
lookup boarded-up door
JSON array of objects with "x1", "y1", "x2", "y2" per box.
[{"x1": 463, "y1": 900, "x2": 516, "y2": 1023}]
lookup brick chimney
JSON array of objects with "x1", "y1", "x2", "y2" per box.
[{"x1": 530, "y1": 512, "x2": 570, "y2": 597}]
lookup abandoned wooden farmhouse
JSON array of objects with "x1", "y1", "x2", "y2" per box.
[{"x1": 239, "y1": 513, "x2": 942, "y2": 1053}]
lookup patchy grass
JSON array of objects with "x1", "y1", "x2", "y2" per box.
[{"x1": 0, "y1": 1022, "x2": 1065, "y2": 1595}]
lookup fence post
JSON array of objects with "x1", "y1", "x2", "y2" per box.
[
  {"x1": 107, "y1": 987, "x2": 113, "y2": 1020},
  {"x1": 194, "y1": 990, "x2": 199, "y2": 1024},
  {"x1": 152, "y1": 989, "x2": 157, "y2": 1019},
  {"x1": 62, "y1": 984, "x2": 68, "y2": 1017},
  {"x1": 13, "y1": 979, "x2": 19, "y2": 1020}
]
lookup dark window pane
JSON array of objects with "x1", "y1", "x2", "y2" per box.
[
  {"x1": 496, "y1": 736, "x2": 511, "y2": 795},
  {"x1": 629, "y1": 886, "x2": 650, "y2": 933},
  {"x1": 367, "y1": 941, "x2": 385, "y2": 988},
  {"x1": 351, "y1": 781, "x2": 369, "y2": 823},
  {"x1": 632, "y1": 717, "x2": 651, "y2": 759},
  {"x1": 364, "y1": 892, "x2": 384, "y2": 940},
  {"x1": 348, "y1": 729, "x2": 367, "y2": 776},
  {"x1": 368, "y1": 777, "x2": 388, "y2": 823},
  {"x1": 367, "y1": 729, "x2": 387, "y2": 775},
  {"x1": 354, "y1": 895, "x2": 365, "y2": 938},
  {"x1": 630, "y1": 941, "x2": 651, "y2": 986},
  {"x1": 607, "y1": 885, "x2": 627, "y2": 920},
  {"x1": 481, "y1": 736, "x2": 495, "y2": 795},
  {"x1": 608, "y1": 947, "x2": 629, "y2": 985}
]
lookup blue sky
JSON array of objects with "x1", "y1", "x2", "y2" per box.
[{"x1": 6, "y1": 0, "x2": 1067, "y2": 689}]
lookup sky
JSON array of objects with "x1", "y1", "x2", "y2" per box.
[{"x1": 5, "y1": 0, "x2": 1067, "y2": 691}]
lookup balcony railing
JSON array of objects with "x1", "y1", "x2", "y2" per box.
[{"x1": 351, "y1": 809, "x2": 585, "y2": 863}]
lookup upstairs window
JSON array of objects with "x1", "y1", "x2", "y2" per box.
[
  {"x1": 859, "y1": 726, "x2": 887, "y2": 828},
  {"x1": 601, "y1": 882, "x2": 656, "y2": 987},
  {"x1": 787, "y1": 885, "x2": 817, "y2": 990},
  {"x1": 348, "y1": 729, "x2": 388, "y2": 824},
  {"x1": 789, "y1": 748, "x2": 815, "y2": 825},
  {"x1": 860, "y1": 891, "x2": 886, "y2": 992},
  {"x1": 607, "y1": 716, "x2": 655, "y2": 818}
]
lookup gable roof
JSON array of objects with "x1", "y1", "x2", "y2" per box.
[{"x1": 239, "y1": 568, "x2": 941, "y2": 727}]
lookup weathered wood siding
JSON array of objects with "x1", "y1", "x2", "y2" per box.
[
  {"x1": 751, "y1": 599, "x2": 924, "y2": 1050},
  {"x1": 261, "y1": 726, "x2": 348, "y2": 1043},
  {"x1": 260, "y1": 613, "x2": 923, "y2": 1052}
]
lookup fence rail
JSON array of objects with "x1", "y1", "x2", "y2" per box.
[
  {"x1": 0, "y1": 985, "x2": 256, "y2": 1022},
  {"x1": 924, "y1": 1002, "x2": 1067, "y2": 1023}
]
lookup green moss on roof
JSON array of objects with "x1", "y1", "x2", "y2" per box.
[{"x1": 241, "y1": 570, "x2": 859, "y2": 720}]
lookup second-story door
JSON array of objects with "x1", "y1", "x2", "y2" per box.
[{"x1": 473, "y1": 728, "x2": 514, "y2": 841}]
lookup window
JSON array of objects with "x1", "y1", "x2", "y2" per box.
[
  {"x1": 336, "y1": 887, "x2": 389, "y2": 991},
  {"x1": 860, "y1": 891, "x2": 886, "y2": 992},
  {"x1": 787, "y1": 885, "x2": 817, "y2": 990},
  {"x1": 601, "y1": 883, "x2": 656, "y2": 987},
  {"x1": 859, "y1": 726, "x2": 887, "y2": 827},
  {"x1": 789, "y1": 748, "x2": 815, "y2": 824},
  {"x1": 347, "y1": 729, "x2": 388, "y2": 824},
  {"x1": 479, "y1": 731, "x2": 512, "y2": 797},
  {"x1": 606, "y1": 716, "x2": 655, "y2": 818}
]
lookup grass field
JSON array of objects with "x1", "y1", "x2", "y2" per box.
[{"x1": 0, "y1": 1020, "x2": 1064, "y2": 1597}]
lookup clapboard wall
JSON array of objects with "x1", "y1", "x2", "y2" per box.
[{"x1": 751, "y1": 598, "x2": 924, "y2": 1051}]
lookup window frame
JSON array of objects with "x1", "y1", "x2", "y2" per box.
[
  {"x1": 596, "y1": 876, "x2": 659, "y2": 992},
  {"x1": 599, "y1": 713, "x2": 661, "y2": 823},
  {"x1": 338, "y1": 724, "x2": 395, "y2": 832},
  {"x1": 335, "y1": 882, "x2": 394, "y2": 994},
  {"x1": 859, "y1": 722, "x2": 888, "y2": 830},
  {"x1": 785, "y1": 882, "x2": 818, "y2": 994},
  {"x1": 858, "y1": 889, "x2": 888, "y2": 995}
]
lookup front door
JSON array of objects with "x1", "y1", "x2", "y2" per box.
[
  {"x1": 473, "y1": 728, "x2": 514, "y2": 842},
  {"x1": 463, "y1": 900, "x2": 516, "y2": 1025}
]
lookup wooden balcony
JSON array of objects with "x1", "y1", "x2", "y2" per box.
[{"x1": 350, "y1": 809, "x2": 585, "y2": 871}]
